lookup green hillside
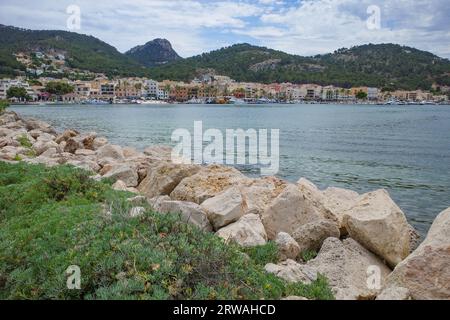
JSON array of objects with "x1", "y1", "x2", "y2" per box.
[{"x1": 0, "y1": 24, "x2": 148, "y2": 78}]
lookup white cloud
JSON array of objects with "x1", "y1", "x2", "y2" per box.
[{"x1": 0, "y1": 0, "x2": 449, "y2": 58}]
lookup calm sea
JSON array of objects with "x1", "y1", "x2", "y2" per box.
[{"x1": 11, "y1": 103, "x2": 450, "y2": 235}]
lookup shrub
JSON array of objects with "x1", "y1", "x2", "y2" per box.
[
  {"x1": 0, "y1": 100, "x2": 9, "y2": 113},
  {"x1": 18, "y1": 135, "x2": 32, "y2": 148},
  {"x1": 0, "y1": 162, "x2": 334, "y2": 300}
]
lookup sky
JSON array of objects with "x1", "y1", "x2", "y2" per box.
[{"x1": 1, "y1": 0, "x2": 449, "y2": 58}]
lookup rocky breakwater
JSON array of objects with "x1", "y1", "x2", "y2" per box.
[{"x1": 1, "y1": 110, "x2": 449, "y2": 300}]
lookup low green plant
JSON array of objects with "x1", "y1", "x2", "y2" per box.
[
  {"x1": 0, "y1": 162, "x2": 334, "y2": 300},
  {"x1": 18, "y1": 135, "x2": 32, "y2": 148},
  {"x1": 243, "y1": 241, "x2": 279, "y2": 266},
  {"x1": 13, "y1": 155, "x2": 22, "y2": 161},
  {"x1": 0, "y1": 100, "x2": 9, "y2": 113},
  {"x1": 301, "y1": 250, "x2": 318, "y2": 262}
]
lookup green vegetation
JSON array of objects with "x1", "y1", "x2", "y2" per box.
[
  {"x1": 0, "y1": 25, "x2": 148, "y2": 78},
  {"x1": 0, "y1": 162, "x2": 334, "y2": 300},
  {"x1": 355, "y1": 91, "x2": 368, "y2": 100},
  {"x1": 0, "y1": 100, "x2": 9, "y2": 113},
  {"x1": 301, "y1": 250, "x2": 318, "y2": 263},
  {"x1": 243, "y1": 242, "x2": 279, "y2": 266},
  {"x1": 45, "y1": 81, "x2": 75, "y2": 96},
  {"x1": 150, "y1": 43, "x2": 450, "y2": 90},
  {"x1": 17, "y1": 134, "x2": 33, "y2": 148},
  {"x1": 6, "y1": 86, "x2": 31, "y2": 101}
]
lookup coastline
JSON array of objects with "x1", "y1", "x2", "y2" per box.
[{"x1": 1, "y1": 109, "x2": 449, "y2": 300}]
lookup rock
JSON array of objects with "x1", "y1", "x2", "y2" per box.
[
  {"x1": 171, "y1": 164, "x2": 248, "y2": 204},
  {"x1": 201, "y1": 186, "x2": 247, "y2": 230},
  {"x1": 112, "y1": 180, "x2": 138, "y2": 193},
  {"x1": 0, "y1": 128, "x2": 14, "y2": 138},
  {"x1": 66, "y1": 159, "x2": 100, "y2": 173},
  {"x1": 103, "y1": 164, "x2": 138, "y2": 187},
  {"x1": 123, "y1": 147, "x2": 141, "y2": 158},
  {"x1": 376, "y1": 286, "x2": 411, "y2": 300},
  {"x1": 155, "y1": 199, "x2": 213, "y2": 232},
  {"x1": 264, "y1": 260, "x2": 318, "y2": 284},
  {"x1": 343, "y1": 189, "x2": 411, "y2": 268},
  {"x1": 282, "y1": 296, "x2": 309, "y2": 301},
  {"x1": 239, "y1": 177, "x2": 287, "y2": 215},
  {"x1": 55, "y1": 129, "x2": 79, "y2": 144},
  {"x1": 322, "y1": 187, "x2": 360, "y2": 232},
  {"x1": 216, "y1": 214, "x2": 267, "y2": 247},
  {"x1": 25, "y1": 119, "x2": 56, "y2": 134},
  {"x1": 143, "y1": 145, "x2": 173, "y2": 161},
  {"x1": 148, "y1": 195, "x2": 171, "y2": 211},
  {"x1": 138, "y1": 162, "x2": 201, "y2": 199},
  {"x1": 261, "y1": 184, "x2": 322, "y2": 240},
  {"x1": 129, "y1": 207, "x2": 146, "y2": 218},
  {"x1": 33, "y1": 140, "x2": 59, "y2": 156},
  {"x1": 0, "y1": 112, "x2": 19, "y2": 125},
  {"x1": 75, "y1": 149, "x2": 96, "y2": 156},
  {"x1": 96, "y1": 144, "x2": 125, "y2": 161},
  {"x1": 40, "y1": 147, "x2": 58, "y2": 158},
  {"x1": 297, "y1": 178, "x2": 341, "y2": 226},
  {"x1": 79, "y1": 132, "x2": 97, "y2": 150},
  {"x1": 99, "y1": 163, "x2": 114, "y2": 176},
  {"x1": 275, "y1": 232, "x2": 301, "y2": 260},
  {"x1": 384, "y1": 207, "x2": 450, "y2": 300},
  {"x1": 304, "y1": 238, "x2": 391, "y2": 300},
  {"x1": 36, "y1": 132, "x2": 55, "y2": 142},
  {"x1": 64, "y1": 138, "x2": 83, "y2": 154},
  {"x1": 92, "y1": 137, "x2": 108, "y2": 150},
  {"x1": 292, "y1": 220, "x2": 340, "y2": 254}
]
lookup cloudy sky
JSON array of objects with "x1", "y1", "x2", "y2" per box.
[{"x1": 1, "y1": 0, "x2": 449, "y2": 58}]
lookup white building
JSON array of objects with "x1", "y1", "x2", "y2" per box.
[
  {"x1": 367, "y1": 87, "x2": 379, "y2": 100},
  {"x1": 0, "y1": 79, "x2": 37, "y2": 100},
  {"x1": 143, "y1": 79, "x2": 159, "y2": 98}
]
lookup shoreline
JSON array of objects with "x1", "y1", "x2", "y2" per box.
[{"x1": 1, "y1": 109, "x2": 449, "y2": 300}]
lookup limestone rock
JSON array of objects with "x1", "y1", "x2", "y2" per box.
[
  {"x1": 25, "y1": 118, "x2": 56, "y2": 134},
  {"x1": 92, "y1": 137, "x2": 108, "y2": 150},
  {"x1": 384, "y1": 207, "x2": 450, "y2": 300},
  {"x1": 376, "y1": 286, "x2": 411, "y2": 300},
  {"x1": 261, "y1": 184, "x2": 322, "y2": 240},
  {"x1": 239, "y1": 177, "x2": 287, "y2": 215},
  {"x1": 343, "y1": 189, "x2": 411, "y2": 268},
  {"x1": 103, "y1": 164, "x2": 138, "y2": 187},
  {"x1": 64, "y1": 138, "x2": 83, "y2": 154},
  {"x1": 55, "y1": 129, "x2": 79, "y2": 144},
  {"x1": 275, "y1": 232, "x2": 301, "y2": 260},
  {"x1": 292, "y1": 220, "x2": 340, "y2": 254},
  {"x1": 322, "y1": 187, "x2": 360, "y2": 232},
  {"x1": 264, "y1": 260, "x2": 318, "y2": 284},
  {"x1": 305, "y1": 238, "x2": 391, "y2": 300},
  {"x1": 33, "y1": 140, "x2": 59, "y2": 156},
  {"x1": 75, "y1": 149, "x2": 96, "y2": 156},
  {"x1": 171, "y1": 164, "x2": 248, "y2": 204},
  {"x1": 201, "y1": 186, "x2": 247, "y2": 230},
  {"x1": 216, "y1": 214, "x2": 267, "y2": 247},
  {"x1": 156, "y1": 199, "x2": 213, "y2": 232},
  {"x1": 138, "y1": 162, "x2": 200, "y2": 199},
  {"x1": 96, "y1": 144, "x2": 125, "y2": 162}
]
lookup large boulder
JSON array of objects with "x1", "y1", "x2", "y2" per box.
[
  {"x1": 305, "y1": 237, "x2": 391, "y2": 300},
  {"x1": 264, "y1": 260, "x2": 318, "y2": 284},
  {"x1": 275, "y1": 232, "x2": 301, "y2": 260},
  {"x1": 55, "y1": 129, "x2": 79, "y2": 144},
  {"x1": 33, "y1": 140, "x2": 59, "y2": 156},
  {"x1": 153, "y1": 199, "x2": 212, "y2": 232},
  {"x1": 201, "y1": 186, "x2": 246, "y2": 230},
  {"x1": 92, "y1": 137, "x2": 108, "y2": 150},
  {"x1": 292, "y1": 219, "x2": 340, "y2": 254},
  {"x1": 261, "y1": 184, "x2": 323, "y2": 240},
  {"x1": 343, "y1": 189, "x2": 411, "y2": 268},
  {"x1": 384, "y1": 207, "x2": 450, "y2": 300},
  {"x1": 64, "y1": 138, "x2": 83, "y2": 154},
  {"x1": 322, "y1": 187, "x2": 360, "y2": 232},
  {"x1": 24, "y1": 118, "x2": 56, "y2": 134},
  {"x1": 376, "y1": 286, "x2": 411, "y2": 300},
  {"x1": 96, "y1": 144, "x2": 125, "y2": 162},
  {"x1": 216, "y1": 214, "x2": 267, "y2": 247},
  {"x1": 171, "y1": 164, "x2": 248, "y2": 204},
  {"x1": 143, "y1": 145, "x2": 173, "y2": 161},
  {"x1": 239, "y1": 177, "x2": 288, "y2": 215},
  {"x1": 138, "y1": 162, "x2": 200, "y2": 199},
  {"x1": 103, "y1": 164, "x2": 138, "y2": 187}
]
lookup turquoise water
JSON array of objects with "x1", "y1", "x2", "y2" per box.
[{"x1": 11, "y1": 103, "x2": 450, "y2": 235}]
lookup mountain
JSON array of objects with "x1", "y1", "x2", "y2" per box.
[
  {"x1": 125, "y1": 38, "x2": 181, "y2": 67},
  {"x1": 1, "y1": 24, "x2": 449, "y2": 90},
  {"x1": 149, "y1": 43, "x2": 450, "y2": 90},
  {"x1": 0, "y1": 24, "x2": 148, "y2": 78}
]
